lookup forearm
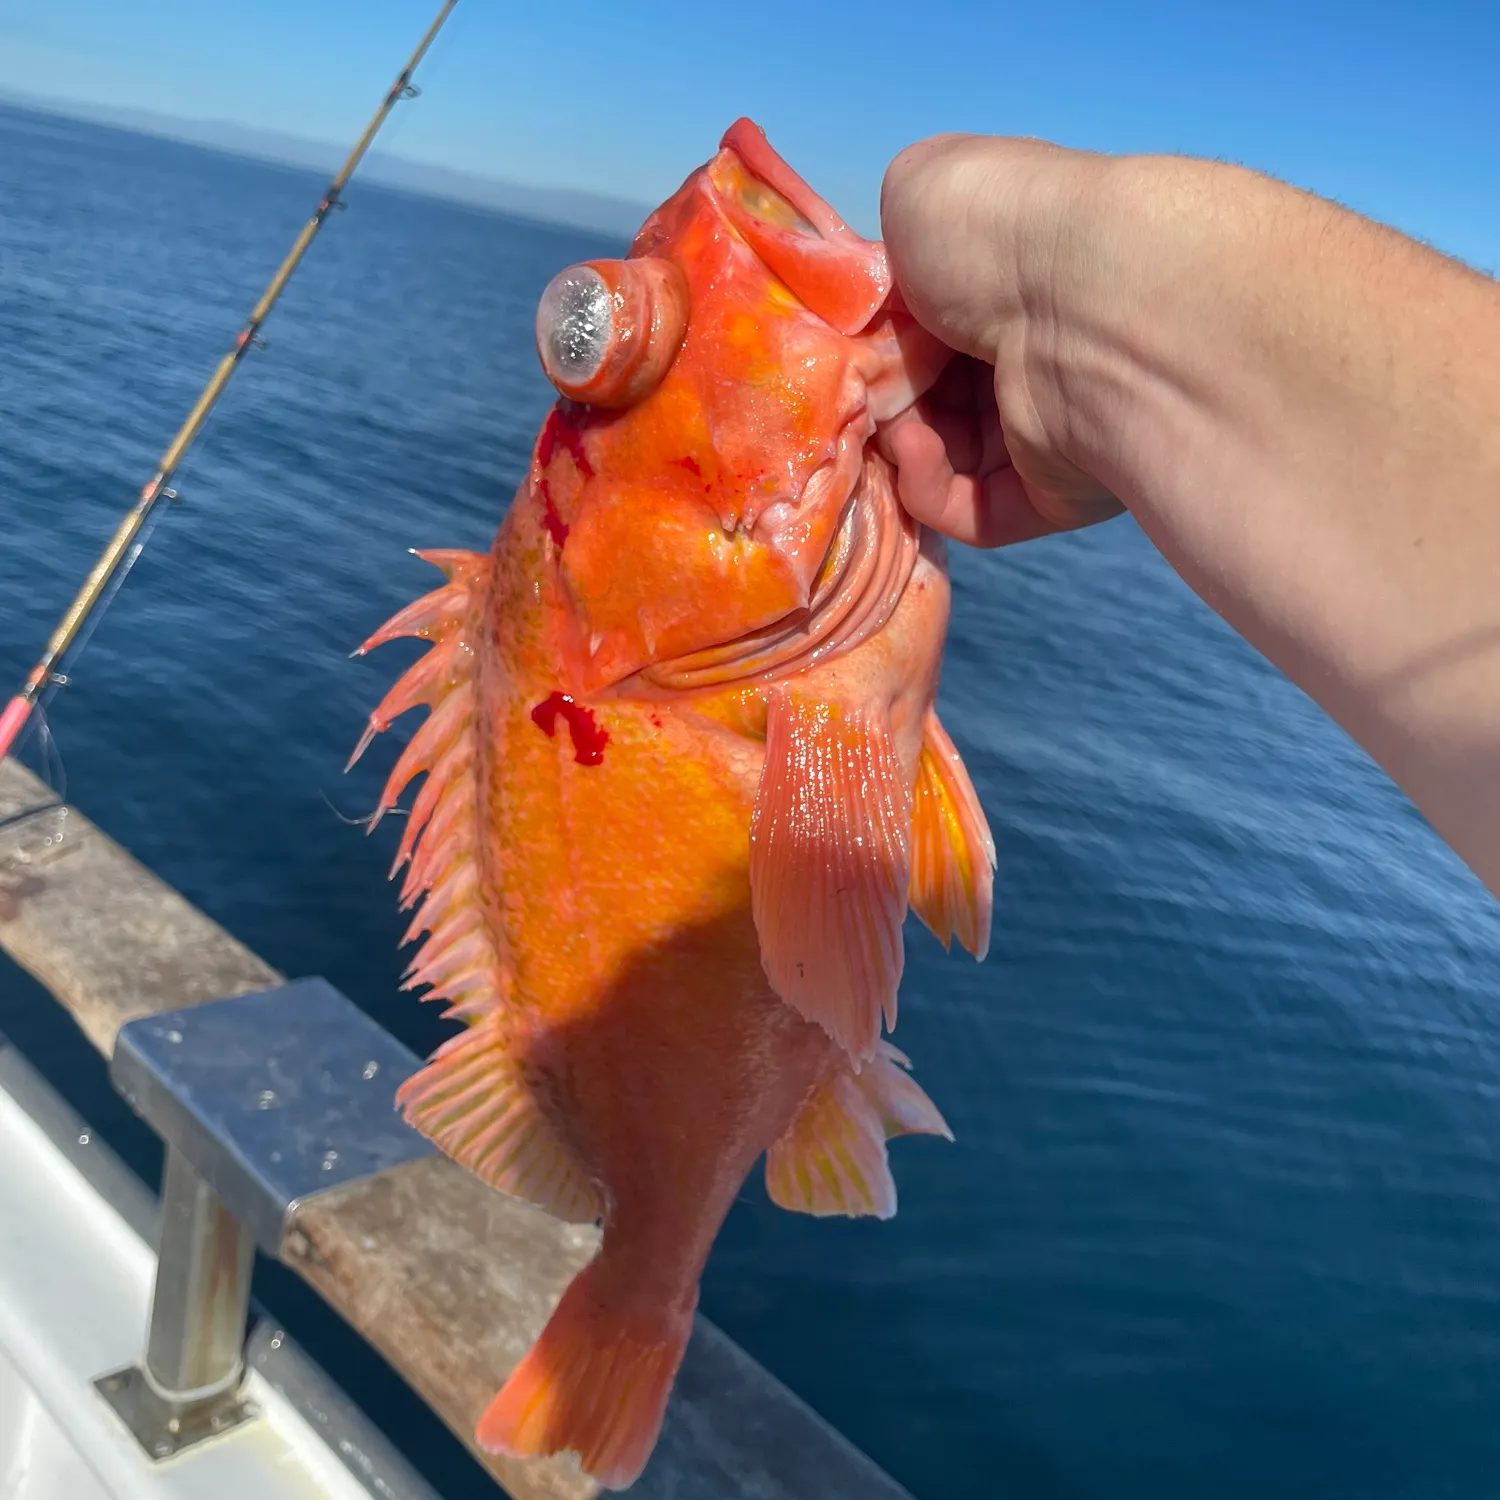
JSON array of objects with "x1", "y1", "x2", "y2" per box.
[{"x1": 1037, "y1": 157, "x2": 1500, "y2": 890}]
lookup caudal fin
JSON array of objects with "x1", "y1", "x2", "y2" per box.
[{"x1": 476, "y1": 1259, "x2": 693, "y2": 1491}]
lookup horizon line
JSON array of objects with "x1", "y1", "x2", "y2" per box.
[{"x1": 0, "y1": 85, "x2": 651, "y2": 240}]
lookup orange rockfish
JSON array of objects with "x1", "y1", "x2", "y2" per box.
[{"x1": 352, "y1": 118, "x2": 995, "y2": 1490}]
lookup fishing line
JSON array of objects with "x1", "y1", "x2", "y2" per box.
[
  {"x1": 0, "y1": 707, "x2": 69, "y2": 866},
  {"x1": 0, "y1": 355, "x2": 249, "y2": 832},
  {"x1": 0, "y1": 0, "x2": 462, "y2": 802},
  {"x1": 319, "y1": 787, "x2": 409, "y2": 832},
  {"x1": 0, "y1": 492, "x2": 178, "y2": 849},
  {"x1": 372, "y1": 0, "x2": 474, "y2": 157}
]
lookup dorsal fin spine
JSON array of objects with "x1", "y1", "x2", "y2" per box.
[{"x1": 352, "y1": 552, "x2": 509, "y2": 1029}]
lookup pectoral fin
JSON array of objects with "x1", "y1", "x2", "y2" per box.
[
  {"x1": 749, "y1": 689, "x2": 912, "y2": 1060},
  {"x1": 908, "y1": 709, "x2": 996, "y2": 960},
  {"x1": 765, "y1": 1042, "x2": 951, "y2": 1220},
  {"x1": 395, "y1": 1020, "x2": 599, "y2": 1226}
]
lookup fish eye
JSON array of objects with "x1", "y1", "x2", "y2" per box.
[
  {"x1": 535, "y1": 257, "x2": 689, "y2": 409},
  {"x1": 536, "y1": 267, "x2": 614, "y2": 388}
]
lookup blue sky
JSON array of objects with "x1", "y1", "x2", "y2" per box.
[{"x1": 1, "y1": 0, "x2": 1496, "y2": 268}]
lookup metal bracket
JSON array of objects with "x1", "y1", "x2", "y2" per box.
[
  {"x1": 102, "y1": 979, "x2": 436, "y2": 1459},
  {"x1": 94, "y1": 1365, "x2": 258, "y2": 1461},
  {"x1": 111, "y1": 977, "x2": 435, "y2": 1254}
]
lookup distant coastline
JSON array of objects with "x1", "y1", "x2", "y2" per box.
[{"x1": 0, "y1": 87, "x2": 650, "y2": 239}]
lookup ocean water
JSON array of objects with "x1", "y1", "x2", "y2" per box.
[{"x1": 3, "y1": 101, "x2": 1500, "y2": 1500}]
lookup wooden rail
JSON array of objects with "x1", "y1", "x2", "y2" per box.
[{"x1": 0, "y1": 760, "x2": 915, "y2": 1500}]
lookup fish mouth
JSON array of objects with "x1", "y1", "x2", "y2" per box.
[
  {"x1": 709, "y1": 119, "x2": 891, "y2": 338},
  {"x1": 639, "y1": 429, "x2": 920, "y2": 695},
  {"x1": 717, "y1": 118, "x2": 851, "y2": 244}
]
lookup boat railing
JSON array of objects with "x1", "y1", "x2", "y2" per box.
[{"x1": 0, "y1": 758, "x2": 915, "y2": 1500}]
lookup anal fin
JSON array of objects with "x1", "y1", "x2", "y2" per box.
[
  {"x1": 395, "y1": 1020, "x2": 600, "y2": 1226},
  {"x1": 908, "y1": 708, "x2": 996, "y2": 959},
  {"x1": 765, "y1": 1041, "x2": 951, "y2": 1220},
  {"x1": 749, "y1": 689, "x2": 911, "y2": 1061}
]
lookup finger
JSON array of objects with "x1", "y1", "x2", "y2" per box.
[
  {"x1": 884, "y1": 413, "x2": 1051, "y2": 549},
  {"x1": 886, "y1": 408, "x2": 1108, "y2": 549},
  {"x1": 974, "y1": 467, "x2": 1087, "y2": 548},
  {"x1": 883, "y1": 410, "x2": 988, "y2": 545},
  {"x1": 877, "y1": 385, "x2": 985, "y2": 475}
]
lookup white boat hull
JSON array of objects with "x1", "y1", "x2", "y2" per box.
[{"x1": 0, "y1": 1074, "x2": 388, "y2": 1500}]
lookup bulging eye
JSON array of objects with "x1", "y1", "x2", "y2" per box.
[{"x1": 535, "y1": 256, "x2": 689, "y2": 408}]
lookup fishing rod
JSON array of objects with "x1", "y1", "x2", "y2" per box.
[{"x1": 0, "y1": 0, "x2": 460, "y2": 765}]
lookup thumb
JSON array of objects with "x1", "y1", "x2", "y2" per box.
[{"x1": 879, "y1": 134, "x2": 1099, "y2": 362}]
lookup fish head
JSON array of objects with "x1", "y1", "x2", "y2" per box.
[{"x1": 529, "y1": 118, "x2": 947, "y2": 692}]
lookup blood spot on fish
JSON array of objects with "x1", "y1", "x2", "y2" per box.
[
  {"x1": 531, "y1": 691, "x2": 609, "y2": 766},
  {"x1": 538, "y1": 408, "x2": 595, "y2": 480},
  {"x1": 538, "y1": 478, "x2": 569, "y2": 548},
  {"x1": 672, "y1": 455, "x2": 702, "y2": 477}
]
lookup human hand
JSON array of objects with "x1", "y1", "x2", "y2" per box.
[
  {"x1": 879, "y1": 131, "x2": 1500, "y2": 898},
  {"x1": 877, "y1": 135, "x2": 1125, "y2": 547}
]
